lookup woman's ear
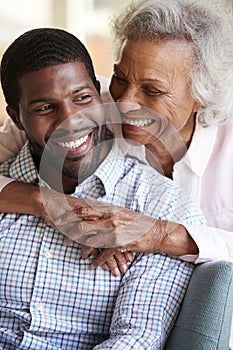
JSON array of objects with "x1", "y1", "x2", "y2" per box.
[
  {"x1": 6, "y1": 106, "x2": 25, "y2": 130},
  {"x1": 193, "y1": 101, "x2": 202, "y2": 113}
]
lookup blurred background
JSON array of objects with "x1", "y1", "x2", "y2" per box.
[
  {"x1": 0, "y1": 0, "x2": 232, "y2": 124},
  {"x1": 0, "y1": 0, "x2": 131, "y2": 123}
]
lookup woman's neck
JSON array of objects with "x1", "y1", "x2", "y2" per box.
[{"x1": 145, "y1": 125, "x2": 194, "y2": 178}]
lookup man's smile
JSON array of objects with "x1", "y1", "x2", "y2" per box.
[
  {"x1": 49, "y1": 129, "x2": 96, "y2": 159},
  {"x1": 58, "y1": 134, "x2": 89, "y2": 149}
]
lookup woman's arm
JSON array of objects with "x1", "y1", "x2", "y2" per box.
[
  {"x1": 67, "y1": 205, "x2": 199, "y2": 256},
  {"x1": 3, "y1": 179, "x2": 232, "y2": 272},
  {"x1": 0, "y1": 116, "x2": 26, "y2": 162},
  {"x1": 0, "y1": 180, "x2": 44, "y2": 215},
  {"x1": 0, "y1": 178, "x2": 199, "y2": 272},
  {"x1": 0, "y1": 181, "x2": 133, "y2": 275},
  {"x1": 89, "y1": 221, "x2": 233, "y2": 268}
]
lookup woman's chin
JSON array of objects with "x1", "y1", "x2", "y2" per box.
[{"x1": 122, "y1": 124, "x2": 158, "y2": 146}]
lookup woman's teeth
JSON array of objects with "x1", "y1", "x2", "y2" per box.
[
  {"x1": 126, "y1": 119, "x2": 153, "y2": 127},
  {"x1": 58, "y1": 135, "x2": 88, "y2": 149}
]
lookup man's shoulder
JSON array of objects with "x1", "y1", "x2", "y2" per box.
[
  {"x1": 112, "y1": 153, "x2": 188, "y2": 205},
  {"x1": 120, "y1": 155, "x2": 179, "y2": 189},
  {"x1": 115, "y1": 155, "x2": 205, "y2": 225},
  {"x1": 0, "y1": 157, "x2": 16, "y2": 176},
  {"x1": 0, "y1": 142, "x2": 38, "y2": 184}
]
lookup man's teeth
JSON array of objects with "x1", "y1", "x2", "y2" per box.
[
  {"x1": 126, "y1": 119, "x2": 153, "y2": 127},
  {"x1": 58, "y1": 135, "x2": 88, "y2": 149}
]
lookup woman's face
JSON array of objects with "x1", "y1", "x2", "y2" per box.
[{"x1": 109, "y1": 38, "x2": 201, "y2": 146}]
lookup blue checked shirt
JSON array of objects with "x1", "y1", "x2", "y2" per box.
[{"x1": 0, "y1": 141, "x2": 205, "y2": 350}]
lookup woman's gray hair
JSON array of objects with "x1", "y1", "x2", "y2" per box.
[{"x1": 110, "y1": 0, "x2": 233, "y2": 126}]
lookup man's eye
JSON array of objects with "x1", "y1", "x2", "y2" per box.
[
  {"x1": 74, "y1": 94, "x2": 92, "y2": 103},
  {"x1": 35, "y1": 105, "x2": 53, "y2": 112}
]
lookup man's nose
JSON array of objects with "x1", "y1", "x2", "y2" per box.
[{"x1": 57, "y1": 103, "x2": 84, "y2": 129}]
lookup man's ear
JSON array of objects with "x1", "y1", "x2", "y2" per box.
[
  {"x1": 6, "y1": 106, "x2": 25, "y2": 130},
  {"x1": 95, "y1": 80, "x2": 101, "y2": 95}
]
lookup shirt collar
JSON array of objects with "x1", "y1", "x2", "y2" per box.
[
  {"x1": 90, "y1": 140, "x2": 126, "y2": 196},
  {"x1": 9, "y1": 141, "x2": 39, "y2": 185},
  {"x1": 117, "y1": 137, "x2": 147, "y2": 164},
  {"x1": 174, "y1": 120, "x2": 218, "y2": 176}
]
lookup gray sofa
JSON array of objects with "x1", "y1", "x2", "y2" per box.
[{"x1": 165, "y1": 260, "x2": 233, "y2": 350}]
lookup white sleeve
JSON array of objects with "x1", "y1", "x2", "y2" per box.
[
  {"x1": 0, "y1": 117, "x2": 26, "y2": 162},
  {"x1": 0, "y1": 117, "x2": 27, "y2": 191},
  {"x1": 0, "y1": 175, "x2": 15, "y2": 192},
  {"x1": 180, "y1": 224, "x2": 233, "y2": 264}
]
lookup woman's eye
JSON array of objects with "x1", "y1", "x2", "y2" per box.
[
  {"x1": 113, "y1": 73, "x2": 127, "y2": 84},
  {"x1": 143, "y1": 87, "x2": 161, "y2": 96}
]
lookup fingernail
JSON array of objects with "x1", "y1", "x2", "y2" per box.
[
  {"x1": 113, "y1": 267, "x2": 120, "y2": 277},
  {"x1": 64, "y1": 238, "x2": 73, "y2": 246},
  {"x1": 121, "y1": 264, "x2": 128, "y2": 274}
]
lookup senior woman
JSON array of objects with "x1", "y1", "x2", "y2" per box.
[
  {"x1": 67, "y1": 0, "x2": 233, "y2": 266},
  {"x1": 0, "y1": 0, "x2": 233, "y2": 308}
]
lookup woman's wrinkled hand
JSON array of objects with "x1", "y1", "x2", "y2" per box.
[
  {"x1": 40, "y1": 188, "x2": 162, "y2": 250},
  {"x1": 46, "y1": 195, "x2": 160, "y2": 251},
  {"x1": 39, "y1": 188, "x2": 193, "y2": 258},
  {"x1": 81, "y1": 246, "x2": 134, "y2": 276}
]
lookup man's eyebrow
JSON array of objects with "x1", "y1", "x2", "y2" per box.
[
  {"x1": 28, "y1": 97, "x2": 53, "y2": 105},
  {"x1": 73, "y1": 85, "x2": 93, "y2": 93},
  {"x1": 28, "y1": 85, "x2": 93, "y2": 105}
]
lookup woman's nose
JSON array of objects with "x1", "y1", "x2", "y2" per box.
[
  {"x1": 116, "y1": 101, "x2": 141, "y2": 114},
  {"x1": 116, "y1": 87, "x2": 141, "y2": 113},
  {"x1": 117, "y1": 84, "x2": 140, "y2": 113}
]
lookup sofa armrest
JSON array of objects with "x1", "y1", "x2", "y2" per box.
[{"x1": 164, "y1": 261, "x2": 233, "y2": 350}]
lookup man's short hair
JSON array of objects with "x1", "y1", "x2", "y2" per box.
[{"x1": 0, "y1": 28, "x2": 97, "y2": 112}]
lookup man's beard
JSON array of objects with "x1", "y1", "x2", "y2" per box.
[{"x1": 47, "y1": 124, "x2": 111, "y2": 183}]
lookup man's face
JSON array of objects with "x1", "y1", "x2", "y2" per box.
[{"x1": 11, "y1": 62, "x2": 109, "y2": 185}]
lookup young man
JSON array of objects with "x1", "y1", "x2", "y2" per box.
[{"x1": 0, "y1": 28, "x2": 205, "y2": 349}]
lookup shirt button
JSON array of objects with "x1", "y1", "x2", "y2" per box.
[
  {"x1": 35, "y1": 302, "x2": 44, "y2": 311},
  {"x1": 44, "y1": 250, "x2": 52, "y2": 259}
]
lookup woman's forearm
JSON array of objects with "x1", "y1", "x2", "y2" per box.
[
  {"x1": 0, "y1": 179, "x2": 199, "y2": 257},
  {"x1": 0, "y1": 180, "x2": 44, "y2": 216},
  {"x1": 0, "y1": 180, "x2": 91, "y2": 228},
  {"x1": 154, "y1": 220, "x2": 199, "y2": 256}
]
